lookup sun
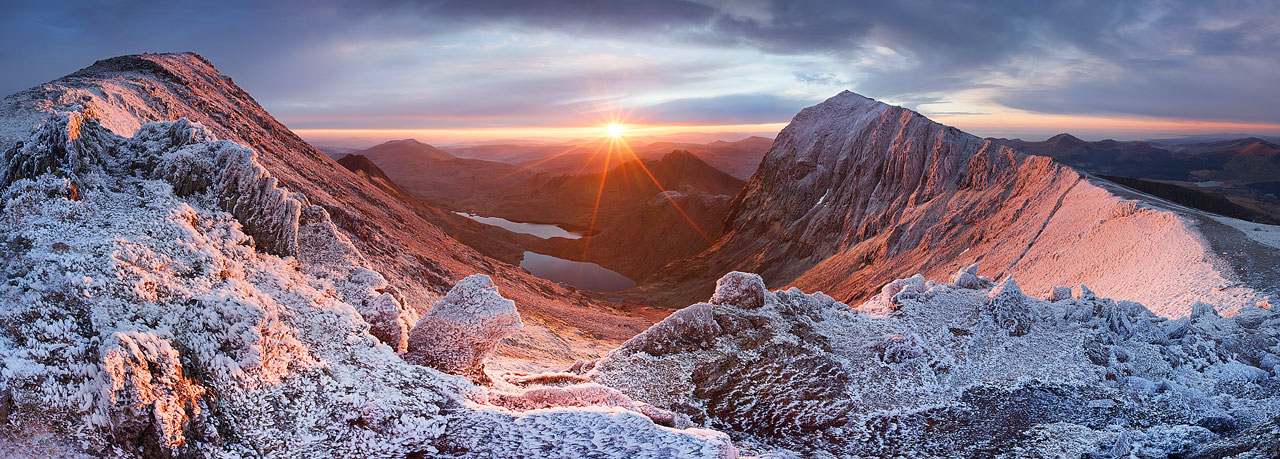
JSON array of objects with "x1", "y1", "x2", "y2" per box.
[{"x1": 606, "y1": 123, "x2": 626, "y2": 137}]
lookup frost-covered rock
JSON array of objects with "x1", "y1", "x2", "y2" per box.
[
  {"x1": 710, "y1": 271, "x2": 766, "y2": 310},
  {"x1": 1, "y1": 113, "x2": 116, "y2": 187},
  {"x1": 861, "y1": 273, "x2": 933, "y2": 315},
  {"x1": 951, "y1": 263, "x2": 993, "y2": 290},
  {"x1": 404, "y1": 274, "x2": 522, "y2": 382},
  {"x1": 1046, "y1": 285, "x2": 1074, "y2": 302},
  {"x1": 99, "y1": 331, "x2": 208, "y2": 456},
  {"x1": 983, "y1": 277, "x2": 1035, "y2": 336},
  {"x1": 589, "y1": 271, "x2": 1280, "y2": 457},
  {"x1": 620, "y1": 303, "x2": 724, "y2": 356}
]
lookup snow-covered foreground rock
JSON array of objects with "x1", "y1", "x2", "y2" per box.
[
  {"x1": 581, "y1": 271, "x2": 1280, "y2": 457},
  {"x1": 0, "y1": 115, "x2": 735, "y2": 457}
]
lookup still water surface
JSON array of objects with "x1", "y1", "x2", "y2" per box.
[
  {"x1": 519, "y1": 251, "x2": 636, "y2": 292},
  {"x1": 454, "y1": 212, "x2": 582, "y2": 239}
]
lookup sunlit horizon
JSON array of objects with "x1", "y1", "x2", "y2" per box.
[
  {"x1": 293, "y1": 122, "x2": 790, "y2": 148},
  {"x1": 294, "y1": 111, "x2": 1280, "y2": 149}
]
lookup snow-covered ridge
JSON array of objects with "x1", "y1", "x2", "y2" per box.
[
  {"x1": 656, "y1": 91, "x2": 1276, "y2": 317},
  {"x1": 0, "y1": 52, "x2": 654, "y2": 371},
  {"x1": 0, "y1": 114, "x2": 736, "y2": 457}
]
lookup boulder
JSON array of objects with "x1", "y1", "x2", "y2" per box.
[
  {"x1": 404, "y1": 274, "x2": 522, "y2": 382},
  {"x1": 710, "y1": 271, "x2": 767, "y2": 310}
]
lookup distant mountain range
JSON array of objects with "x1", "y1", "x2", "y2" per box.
[
  {"x1": 345, "y1": 138, "x2": 747, "y2": 280},
  {"x1": 504, "y1": 136, "x2": 773, "y2": 180},
  {"x1": 320, "y1": 136, "x2": 772, "y2": 181},
  {"x1": 1146, "y1": 133, "x2": 1280, "y2": 145},
  {"x1": 992, "y1": 133, "x2": 1280, "y2": 222}
]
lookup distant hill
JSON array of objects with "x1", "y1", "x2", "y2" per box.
[
  {"x1": 337, "y1": 154, "x2": 394, "y2": 182},
  {"x1": 352, "y1": 139, "x2": 536, "y2": 208},
  {"x1": 314, "y1": 144, "x2": 362, "y2": 158},
  {"x1": 359, "y1": 138, "x2": 456, "y2": 161}
]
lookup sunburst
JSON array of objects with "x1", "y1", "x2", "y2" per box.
[
  {"x1": 476, "y1": 94, "x2": 712, "y2": 258},
  {"x1": 606, "y1": 123, "x2": 626, "y2": 137}
]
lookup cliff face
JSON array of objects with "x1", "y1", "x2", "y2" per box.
[
  {"x1": 645, "y1": 91, "x2": 1276, "y2": 317},
  {"x1": 0, "y1": 52, "x2": 652, "y2": 368}
]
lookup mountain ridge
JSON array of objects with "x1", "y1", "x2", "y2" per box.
[
  {"x1": 0, "y1": 52, "x2": 652, "y2": 368},
  {"x1": 641, "y1": 91, "x2": 1278, "y2": 317}
]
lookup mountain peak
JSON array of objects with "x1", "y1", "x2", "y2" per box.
[
  {"x1": 810, "y1": 90, "x2": 884, "y2": 113},
  {"x1": 384, "y1": 138, "x2": 432, "y2": 146},
  {"x1": 659, "y1": 149, "x2": 701, "y2": 162},
  {"x1": 67, "y1": 52, "x2": 219, "y2": 83},
  {"x1": 1045, "y1": 133, "x2": 1085, "y2": 144},
  {"x1": 359, "y1": 138, "x2": 455, "y2": 161}
]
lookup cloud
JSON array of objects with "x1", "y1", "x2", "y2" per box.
[
  {"x1": 638, "y1": 93, "x2": 813, "y2": 125},
  {"x1": 0, "y1": 0, "x2": 1276, "y2": 133},
  {"x1": 793, "y1": 72, "x2": 845, "y2": 86}
]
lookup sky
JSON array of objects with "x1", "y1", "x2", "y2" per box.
[{"x1": 2, "y1": 0, "x2": 1279, "y2": 144}]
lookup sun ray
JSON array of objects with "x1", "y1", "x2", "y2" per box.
[
  {"x1": 582, "y1": 138, "x2": 615, "y2": 257},
  {"x1": 481, "y1": 141, "x2": 596, "y2": 184},
  {"x1": 614, "y1": 138, "x2": 714, "y2": 243},
  {"x1": 572, "y1": 137, "x2": 613, "y2": 175}
]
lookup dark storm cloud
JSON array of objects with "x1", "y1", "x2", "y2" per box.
[
  {"x1": 388, "y1": 0, "x2": 1280, "y2": 123},
  {"x1": 1, "y1": 0, "x2": 1277, "y2": 128},
  {"x1": 991, "y1": 2, "x2": 1280, "y2": 122}
]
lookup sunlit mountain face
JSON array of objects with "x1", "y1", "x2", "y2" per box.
[{"x1": 2, "y1": 2, "x2": 1279, "y2": 458}]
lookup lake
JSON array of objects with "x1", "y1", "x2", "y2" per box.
[
  {"x1": 519, "y1": 251, "x2": 636, "y2": 292},
  {"x1": 454, "y1": 212, "x2": 583, "y2": 239}
]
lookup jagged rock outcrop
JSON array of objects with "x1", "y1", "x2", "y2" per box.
[
  {"x1": 643, "y1": 91, "x2": 1278, "y2": 318},
  {"x1": 98, "y1": 331, "x2": 208, "y2": 456},
  {"x1": 1, "y1": 113, "x2": 116, "y2": 187},
  {"x1": 588, "y1": 270, "x2": 1280, "y2": 457},
  {"x1": 983, "y1": 277, "x2": 1034, "y2": 336},
  {"x1": 404, "y1": 274, "x2": 522, "y2": 382},
  {"x1": 951, "y1": 262, "x2": 993, "y2": 290}
]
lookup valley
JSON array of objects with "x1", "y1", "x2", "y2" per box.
[{"x1": 336, "y1": 138, "x2": 751, "y2": 284}]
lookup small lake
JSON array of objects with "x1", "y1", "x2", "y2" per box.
[
  {"x1": 519, "y1": 251, "x2": 636, "y2": 292},
  {"x1": 454, "y1": 212, "x2": 582, "y2": 240}
]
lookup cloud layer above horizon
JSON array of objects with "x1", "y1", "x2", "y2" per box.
[{"x1": 2, "y1": 0, "x2": 1278, "y2": 140}]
